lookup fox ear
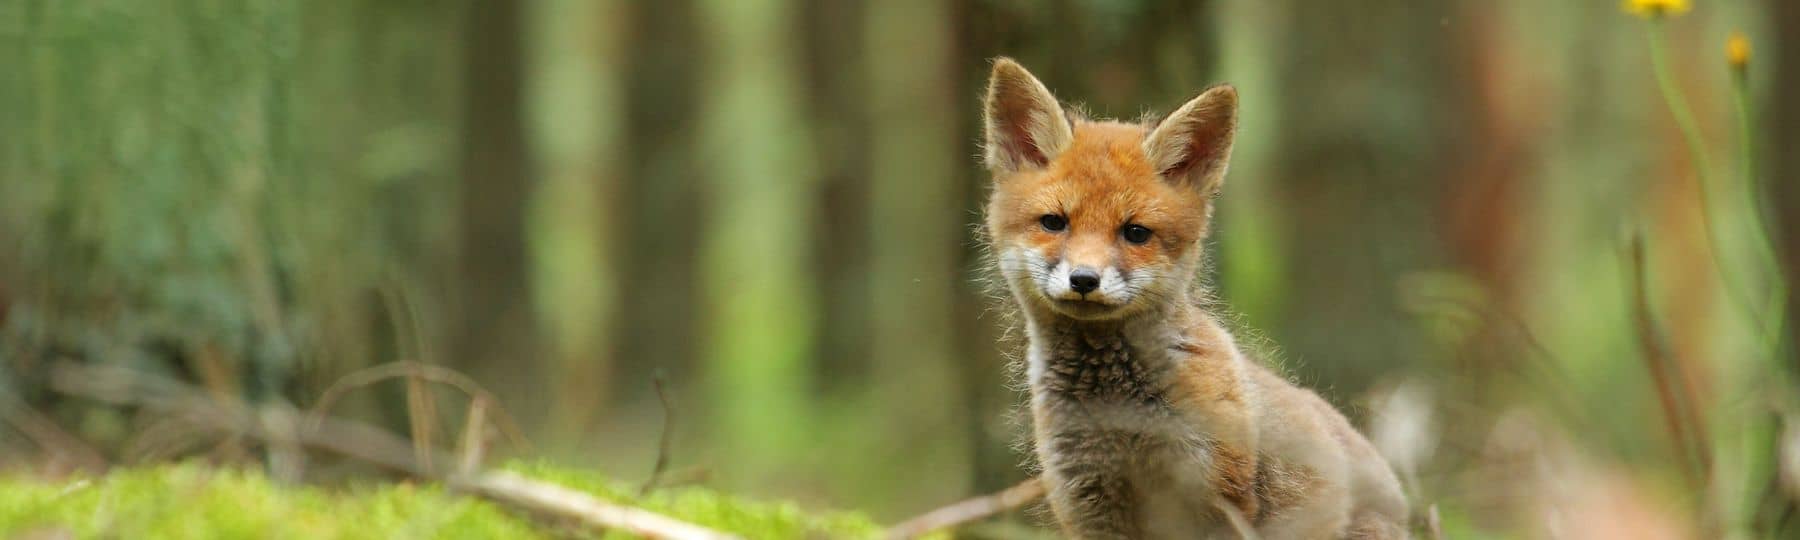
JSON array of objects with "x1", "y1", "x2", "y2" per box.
[
  {"x1": 1143, "y1": 85, "x2": 1237, "y2": 194},
  {"x1": 983, "y1": 58, "x2": 1072, "y2": 173}
]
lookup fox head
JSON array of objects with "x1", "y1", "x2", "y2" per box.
[{"x1": 982, "y1": 58, "x2": 1237, "y2": 321}]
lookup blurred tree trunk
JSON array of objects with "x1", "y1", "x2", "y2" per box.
[
  {"x1": 697, "y1": 0, "x2": 818, "y2": 477},
  {"x1": 952, "y1": 0, "x2": 1021, "y2": 498},
  {"x1": 965, "y1": 1, "x2": 1216, "y2": 114},
  {"x1": 861, "y1": 0, "x2": 969, "y2": 511},
  {"x1": 455, "y1": 0, "x2": 541, "y2": 424},
  {"x1": 523, "y1": 0, "x2": 625, "y2": 448},
  {"x1": 611, "y1": 1, "x2": 702, "y2": 408},
  {"x1": 802, "y1": 0, "x2": 871, "y2": 411},
  {"x1": 796, "y1": 0, "x2": 885, "y2": 502},
  {"x1": 1256, "y1": 1, "x2": 1462, "y2": 395}
]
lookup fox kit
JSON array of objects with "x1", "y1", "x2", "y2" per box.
[{"x1": 980, "y1": 58, "x2": 1408, "y2": 539}]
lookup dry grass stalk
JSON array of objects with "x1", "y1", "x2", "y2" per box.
[
  {"x1": 1625, "y1": 235, "x2": 1711, "y2": 484},
  {"x1": 308, "y1": 360, "x2": 532, "y2": 453}
]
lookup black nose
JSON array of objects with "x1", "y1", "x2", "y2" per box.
[{"x1": 1069, "y1": 268, "x2": 1100, "y2": 294}]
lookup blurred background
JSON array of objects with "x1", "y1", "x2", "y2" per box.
[{"x1": 4, "y1": 0, "x2": 1800, "y2": 537}]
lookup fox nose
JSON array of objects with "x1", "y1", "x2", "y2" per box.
[{"x1": 1068, "y1": 268, "x2": 1101, "y2": 294}]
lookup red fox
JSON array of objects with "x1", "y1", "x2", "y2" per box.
[{"x1": 980, "y1": 58, "x2": 1409, "y2": 539}]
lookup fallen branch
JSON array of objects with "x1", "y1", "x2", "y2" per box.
[
  {"x1": 49, "y1": 362, "x2": 738, "y2": 540},
  {"x1": 884, "y1": 476, "x2": 1046, "y2": 539},
  {"x1": 469, "y1": 471, "x2": 735, "y2": 540}
]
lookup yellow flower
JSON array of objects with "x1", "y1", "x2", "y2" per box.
[
  {"x1": 1726, "y1": 32, "x2": 1750, "y2": 70},
  {"x1": 1623, "y1": 0, "x2": 1691, "y2": 18}
]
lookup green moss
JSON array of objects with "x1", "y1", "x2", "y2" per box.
[
  {"x1": 0, "y1": 464, "x2": 535, "y2": 539},
  {"x1": 0, "y1": 462, "x2": 901, "y2": 539},
  {"x1": 501, "y1": 461, "x2": 890, "y2": 539}
]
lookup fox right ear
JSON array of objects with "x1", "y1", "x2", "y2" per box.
[
  {"x1": 983, "y1": 58, "x2": 1072, "y2": 173},
  {"x1": 1143, "y1": 85, "x2": 1237, "y2": 195}
]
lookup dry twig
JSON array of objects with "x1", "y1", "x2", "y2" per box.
[
  {"x1": 640, "y1": 372, "x2": 675, "y2": 496},
  {"x1": 884, "y1": 476, "x2": 1046, "y2": 539}
]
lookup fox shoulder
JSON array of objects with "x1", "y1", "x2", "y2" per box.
[{"x1": 1165, "y1": 316, "x2": 1261, "y2": 517}]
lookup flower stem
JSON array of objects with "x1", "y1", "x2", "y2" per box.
[
  {"x1": 1730, "y1": 66, "x2": 1790, "y2": 358},
  {"x1": 1644, "y1": 19, "x2": 1760, "y2": 326}
]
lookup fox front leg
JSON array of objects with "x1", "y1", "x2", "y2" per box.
[{"x1": 1047, "y1": 471, "x2": 1144, "y2": 540}]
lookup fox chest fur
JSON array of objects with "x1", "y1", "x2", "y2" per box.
[{"x1": 1028, "y1": 322, "x2": 1241, "y2": 537}]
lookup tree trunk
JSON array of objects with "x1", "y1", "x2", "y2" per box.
[
  {"x1": 696, "y1": 0, "x2": 819, "y2": 478},
  {"x1": 522, "y1": 0, "x2": 627, "y2": 448},
  {"x1": 455, "y1": 0, "x2": 541, "y2": 424},
  {"x1": 1243, "y1": 1, "x2": 1464, "y2": 396},
  {"x1": 610, "y1": 0, "x2": 703, "y2": 408},
  {"x1": 861, "y1": 0, "x2": 970, "y2": 510}
]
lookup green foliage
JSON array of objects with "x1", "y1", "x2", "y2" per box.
[{"x1": 0, "y1": 462, "x2": 894, "y2": 539}]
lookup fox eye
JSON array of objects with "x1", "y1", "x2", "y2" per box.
[
  {"x1": 1039, "y1": 214, "x2": 1068, "y2": 232},
  {"x1": 1122, "y1": 224, "x2": 1153, "y2": 244}
]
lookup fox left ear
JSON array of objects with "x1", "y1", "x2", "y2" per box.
[{"x1": 1143, "y1": 85, "x2": 1237, "y2": 195}]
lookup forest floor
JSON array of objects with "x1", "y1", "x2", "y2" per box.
[{"x1": 0, "y1": 461, "x2": 899, "y2": 539}]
